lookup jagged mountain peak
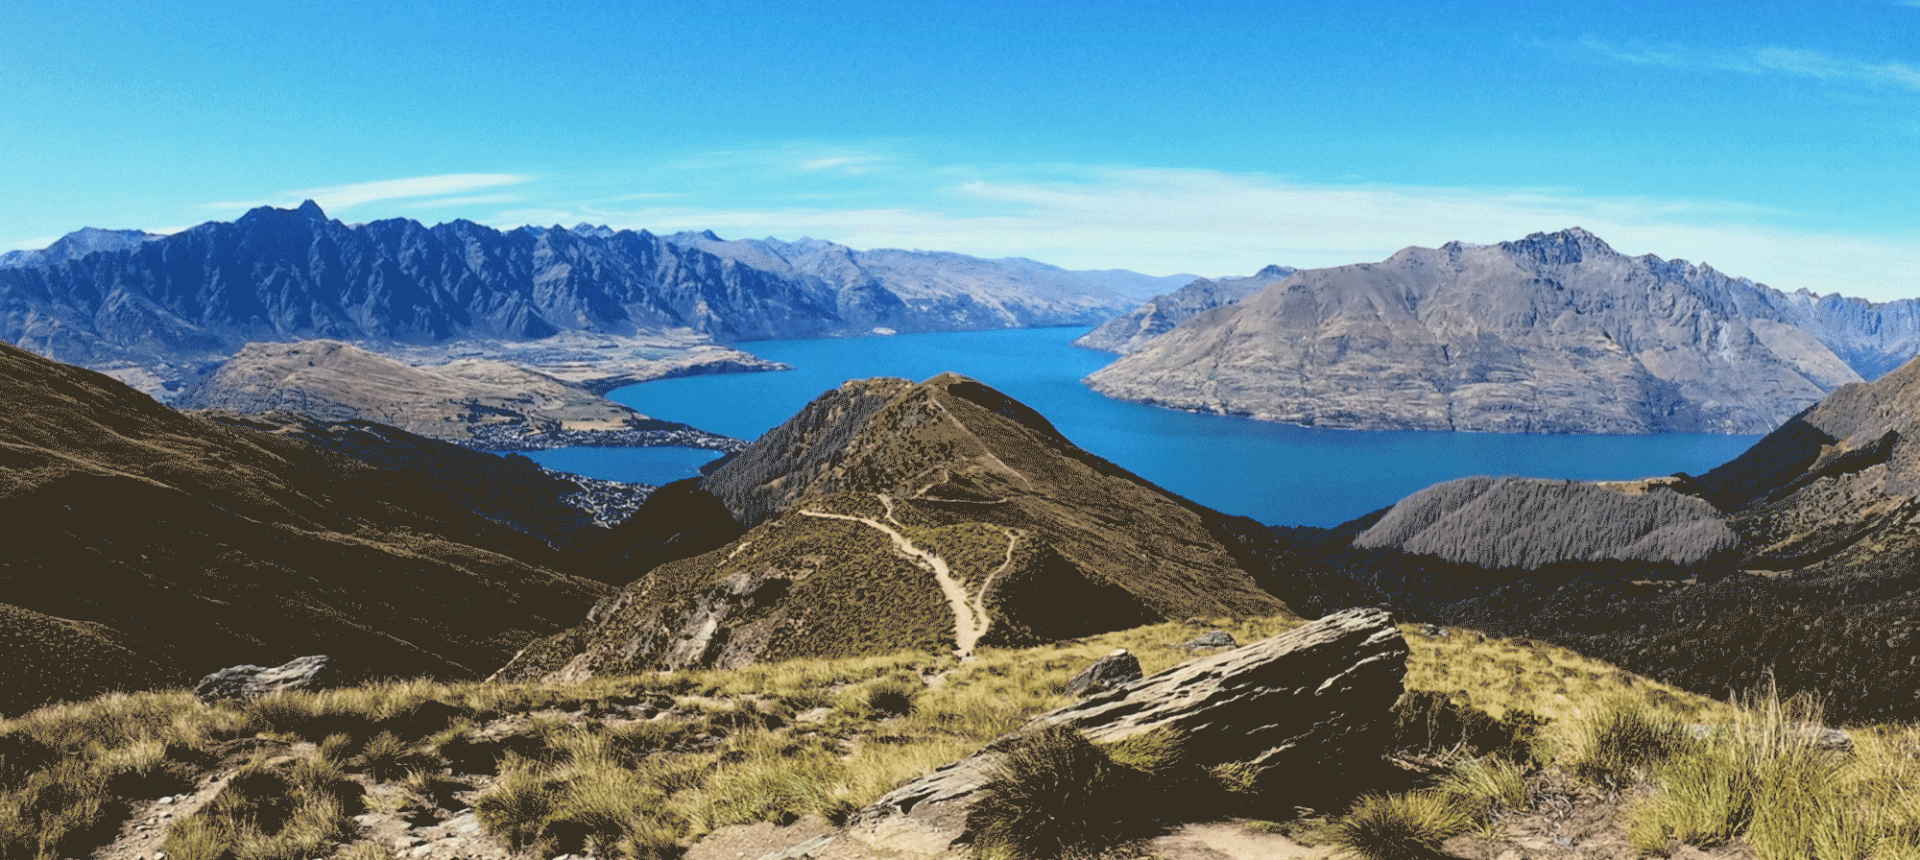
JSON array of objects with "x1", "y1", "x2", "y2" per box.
[
  {"x1": 237, "y1": 199, "x2": 330, "y2": 226},
  {"x1": 1499, "y1": 226, "x2": 1620, "y2": 266}
]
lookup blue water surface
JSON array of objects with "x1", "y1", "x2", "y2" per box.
[{"x1": 532, "y1": 327, "x2": 1761, "y2": 528}]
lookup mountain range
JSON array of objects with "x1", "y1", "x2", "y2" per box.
[
  {"x1": 0, "y1": 203, "x2": 1152, "y2": 385},
  {"x1": 1087, "y1": 228, "x2": 1920, "y2": 434}
]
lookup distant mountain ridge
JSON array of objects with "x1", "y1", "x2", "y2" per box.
[
  {"x1": 0, "y1": 203, "x2": 1141, "y2": 373},
  {"x1": 1073, "y1": 264, "x2": 1298, "y2": 353},
  {"x1": 1087, "y1": 228, "x2": 1920, "y2": 434},
  {"x1": 0, "y1": 227, "x2": 160, "y2": 269}
]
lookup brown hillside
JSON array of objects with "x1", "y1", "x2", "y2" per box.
[
  {"x1": 497, "y1": 374, "x2": 1287, "y2": 681},
  {"x1": 0, "y1": 341, "x2": 610, "y2": 714}
]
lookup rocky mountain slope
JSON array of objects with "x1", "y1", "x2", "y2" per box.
[
  {"x1": 1254, "y1": 350, "x2": 1920, "y2": 721},
  {"x1": 1086, "y1": 228, "x2": 1880, "y2": 434},
  {"x1": 175, "y1": 339, "x2": 736, "y2": 450},
  {"x1": 1073, "y1": 264, "x2": 1296, "y2": 353},
  {"x1": 495, "y1": 373, "x2": 1290, "y2": 681},
  {"x1": 0, "y1": 204, "x2": 1138, "y2": 378},
  {"x1": 0, "y1": 227, "x2": 159, "y2": 268},
  {"x1": 0, "y1": 340, "x2": 616, "y2": 715}
]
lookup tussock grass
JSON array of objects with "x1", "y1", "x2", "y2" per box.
[
  {"x1": 1326, "y1": 791, "x2": 1471, "y2": 860},
  {"x1": 1571, "y1": 698, "x2": 1698, "y2": 788}
]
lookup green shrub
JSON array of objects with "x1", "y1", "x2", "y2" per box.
[
  {"x1": 1326, "y1": 792, "x2": 1471, "y2": 860},
  {"x1": 860, "y1": 678, "x2": 922, "y2": 719}
]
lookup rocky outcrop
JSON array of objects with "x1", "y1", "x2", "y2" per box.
[
  {"x1": 194, "y1": 655, "x2": 335, "y2": 702},
  {"x1": 1073, "y1": 264, "x2": 1296, "y2": 353},
  {"x1": 1086, "y1": 228, "x2": 1868, "y2": 434},
  {"x1": 1064, "y1": 649, "x2": 1143, "y2": 696},
  {"x1": 0, "y1": 205, "x2": 1137, "y2": 376},
  {"x1": 847, "y1": 608, "x2": 1406, "y2": 828},
  {"x1": 1178, "y1": 630, "x2": 1238, "y2": 651}
]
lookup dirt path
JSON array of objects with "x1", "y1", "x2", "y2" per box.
[
  {"x1": 971, "y1": 529, "x2": 1019, "y2": 642},
  {"x1": 799, "y1": 501, "x2": 988, "y2": 657}
]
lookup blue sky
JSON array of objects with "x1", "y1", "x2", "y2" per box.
[{"x1": 4, "y1": 0, "x2": 1917, "y2": 298}]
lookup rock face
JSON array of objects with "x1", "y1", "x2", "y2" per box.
[
  {"x1": 1064, "y1": 649, "x2": 1143, "y2": 696},
  {"x1": 0, "y1": 205, "x2": 1137, "y2": 374},
  {"x1": 494, "y1": 373, "x2": 1289, "y2": 682},
  {"x1": 176, "y1": 339, "x2": 736, "y2": 451},
  {"x1": 1073, "y1": 264, "x2": 1296, "y2": 353},
  {"x1": 193, "y1": 655, "x2": 334, "y2": 702},
  {"x1": 1086, "y1": 228, "x2": 1869, "y2": 434},
  {"x1": 850, "y1": 608, "x2": 1407, "y2": 825},
  {"x1": 0, "y1": 340, "x2": 610, "y2": 716}
]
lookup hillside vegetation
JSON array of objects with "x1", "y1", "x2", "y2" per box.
[{"x1": 1353, "y1": 477, "x2": 1740, "y2": 570}]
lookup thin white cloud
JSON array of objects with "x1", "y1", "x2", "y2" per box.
[
  {"x1": 1573, "y1": 36, "x2": 1920, "y2": 93},
  {"x1": 539, "y1": 167, "x2": 1920, "y2": 301},
  {"x1": 204, "y1": 173, "x2": 532, "y2": 213},
  {"x1": 2, "y1": 236, "x2": 60, "y2": 252},
  {"x1": 399, "y1": 193, "x2": 524, "y2": 209}
]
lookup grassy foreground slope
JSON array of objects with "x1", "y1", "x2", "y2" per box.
[
  {"x1": 0, "y1": 340, "x2": 610, "y2": 714},
  {"x1": 16, "y1": 616, "x2": 1913, "y2": 860}
]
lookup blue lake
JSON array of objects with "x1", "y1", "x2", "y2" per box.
[{"x1": 523, "y1": 327, "x2": 1762, "y2": 528}]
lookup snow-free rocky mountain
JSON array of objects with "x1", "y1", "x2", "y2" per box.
[
  {"x1": 1087, "y1": 228, "x2": 1920, "y2": 434},
  {"x1": 0, "y1": 202, "x2": 1142, "y2": 377},
  {"x1": 1073, "y1": 264, "x2": 1297, "y2": 353}
]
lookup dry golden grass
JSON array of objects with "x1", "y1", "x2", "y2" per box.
[{"x1": 4, "y1": 615, "x2": 1917, "y2": 860}]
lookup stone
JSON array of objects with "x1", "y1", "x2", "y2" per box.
[
  {"x1": 1689, "y1": 722, "x2": 1854, "y2": 753},
  {"x1": 1065, "y1": 649, "x2": 1144, "y2": 696},
  {"x1": 1179, "y1": 630, "x2": 1238, "y2": 651},
  {"x1": 848, "y1": 607, "x2": 1408, "y2": 828},
  {"x1": 194, "y1": 655, "x2": 335, "y2": 702}
]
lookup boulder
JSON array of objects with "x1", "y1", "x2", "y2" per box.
[
  {"x1": 193, "y1": 655, "x2": 335, "y2": 702},
  {"x1": 1064, "y1": 649, "x2": 1143, "y2": 696},
  {"x1": 1179, "y1": 630, "x2": 1238, "y2": 651},
  {"x1": 849, "y1": 608, "x2": 1408, "y2": 828}
]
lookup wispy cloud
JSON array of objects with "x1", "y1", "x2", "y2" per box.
[
  {"x1": 517, "y1": 166, "x2": 1920, "y2": 301},
  {"x1": 206, "y1": 173, "x2": 532, "y2": 212},
  {"x1": 399, "y1": 193, "x2": 523, "y2": 209},
  {"x1": 1, "y1": 236, "x2": 60, "y2": 252},
  {"x1": 1573, "y1": 36, "x2": 1920, "y2": 93}
]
